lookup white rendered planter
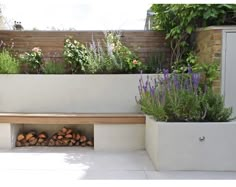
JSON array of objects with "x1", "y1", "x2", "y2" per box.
[
  {"x1": 0, "y1": 74, "x2": 152, "y2": 149},
  {"x1": 0, "y1": 74, "x2": 155, "y2": 113},
  {"x1": 145, "y1": 115, "x2": 236, "y2": 171}
]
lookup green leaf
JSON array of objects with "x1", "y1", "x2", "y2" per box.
[{"x1": 186, "y1": 26, "x2": 193, "y2": 34}]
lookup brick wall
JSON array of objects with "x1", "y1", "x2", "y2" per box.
[
  {"x1": 196, "y1": 29, "x2": 222, "y2": 64},
  {"x1": 195, "y1": 28, "x2": 222, "y2": 93}
]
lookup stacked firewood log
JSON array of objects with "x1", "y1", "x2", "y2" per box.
[
  {"x1": 16, "y1": 127, "x2": 93, "y2": 147},
  {"x1": 16, "y1": 131, "x2": 47, "y2": 147}
]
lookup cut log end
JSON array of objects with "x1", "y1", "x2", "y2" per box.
[{"x1": 17, "y1": 133, "x2": 25, "y2": 141}]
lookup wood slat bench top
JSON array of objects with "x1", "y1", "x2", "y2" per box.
[{"x1": 0, "y1": 113, "x2": 145, "y2": 125}]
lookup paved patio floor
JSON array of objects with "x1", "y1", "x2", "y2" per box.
[{"x1": 0, "y1": 147, "x2": 236, "y2": 181}]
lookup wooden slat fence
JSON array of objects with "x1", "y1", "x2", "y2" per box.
[{"x1": 0, "y1": 30, "x2": 170, "y2": 63}]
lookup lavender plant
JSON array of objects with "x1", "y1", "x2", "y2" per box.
[
  {"x1": 42, "y1": 61, "x2": 65, "y2": 74},
  {"x1": 136, "y1": 75, "x2": 167, "y2": 121},
  {"x1": 137, "y1": 68, "x2": 233, "y2": 122}
]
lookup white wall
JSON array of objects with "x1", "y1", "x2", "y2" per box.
[
  {"x1": 222, "y1": 31, "x2": 236, "y2": 117},
  {"x1": 94, "y1": 124, "x2": 145, "y2": 151},
  {"x1": 146, "y1": 116, "x2": 236, "y2": 171},
  {"x1": 0, "y1": 74, "x2": 155, "y2": 113}
]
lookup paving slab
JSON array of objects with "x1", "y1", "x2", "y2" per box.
[{"x1": 0, "y1": 147, "x2": 235, "y2": 181}]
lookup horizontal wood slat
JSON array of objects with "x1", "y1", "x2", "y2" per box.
[
  {"x1": 0, "y1": 113, "x2": 145, "y2": 125},
  {"x1": 0, "y1": 31, "x2": 170, "y2": 63}
]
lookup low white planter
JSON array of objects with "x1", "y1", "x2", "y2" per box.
[
  {"x1": 0, "y1": 74, "x2": 155, "y2": 113},
  {"x1": 146, "y1": 115, "x2": 236, "y2": 171}
]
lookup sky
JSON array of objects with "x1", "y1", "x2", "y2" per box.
[
  {"x1": 1, "y1": 0, "x2": 232, "y2": 30},
  {"x1": 0, "y1": 0, "x2": 153, "y2": 30}
]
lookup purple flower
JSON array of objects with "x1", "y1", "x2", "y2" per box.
[
  {"x1": 151, "y1": 86, "x2": 155, "y2": 95},
  {"x1": 163, "y1": 68, "x2": 169, "y2": 80},
  {"x1": 149, "y1": 85, "x2": 155, "y2": 97},
  {"x1": 172, "y1": 73, "x2": 180, "y2": 89},
  {"x1": 143, "y1": 85, "x2": 147, "y2": 93},
  {"x1": 192, "y1": 73, "x2": 200, "y2": 91}
]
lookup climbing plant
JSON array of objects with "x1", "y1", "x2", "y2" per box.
[{"x1": 151, "y1": 4, "x2": 236, "y2": 70}]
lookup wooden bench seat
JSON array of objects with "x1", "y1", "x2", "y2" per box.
[{"x1": 0, "y1": 113, "x2": 145, "y2": 125}]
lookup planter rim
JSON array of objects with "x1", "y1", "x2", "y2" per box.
[{"x1": 145, "y1": 115, "x2": 235, "y2": 124}]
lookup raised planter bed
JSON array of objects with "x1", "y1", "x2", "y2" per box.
[
  {"x1": 145, "y1": 115, "x2": 236, "y2": 171},
  {"x1": 0, "y1": 74, "x2": 154, "y2": 113}
]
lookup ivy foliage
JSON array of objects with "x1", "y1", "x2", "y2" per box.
[{"x1": 151, "y1": 4, "x2": 236, "y2": 67}]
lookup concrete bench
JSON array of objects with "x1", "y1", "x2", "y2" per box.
[{"x1": 0, "y1": 113, "x2": 145, "y2": 150}]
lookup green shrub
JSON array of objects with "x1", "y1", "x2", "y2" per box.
[
  {"x1": 19, "y1": 47, "x2": 43, "y2": 74},
  {"x1": 42, "y1": 61, "x2": 65, "y2": 74},
  {"x1": 202, "y1": 90, "x2": 234, "y2": 122},
  {"x1": 0, "y1": 49, "x2": 19, "y2": 74},
  {"x1": 63, "y1": 37, "x2": 88, "y2": 74}
]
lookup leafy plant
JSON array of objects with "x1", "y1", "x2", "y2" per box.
[
  {"x1": 193, "y1": 61, "x2": 219, "y2": 88},
  {"x1": 172, "y1": 51, "x2": 219, "y2": 90},
  {"x1": 20, "y1": 47, "x2": 43, "y2": 74},
  {"x1": 63, "y1": 37, "x2": 88, "y2": 74},
  {"x1": 202, "y1": 90, "x2": 234, "y2": 122},
  {"x1": 172, "y1": 51, "x2": 198, "y2": 73},
  {"x1": 42, "y1": 61, "x2": 65, "y2": 74},
  {"x1": 0, "y1": 49, "x2": 19, "y2": 74}
]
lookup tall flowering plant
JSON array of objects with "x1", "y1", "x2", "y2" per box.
[
  {"x1": 104, "y1": 32, "x2": 143, "y2": 73},
  {"x1": 136, "y1": 68, "x2": 233, "y2": 122}
]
